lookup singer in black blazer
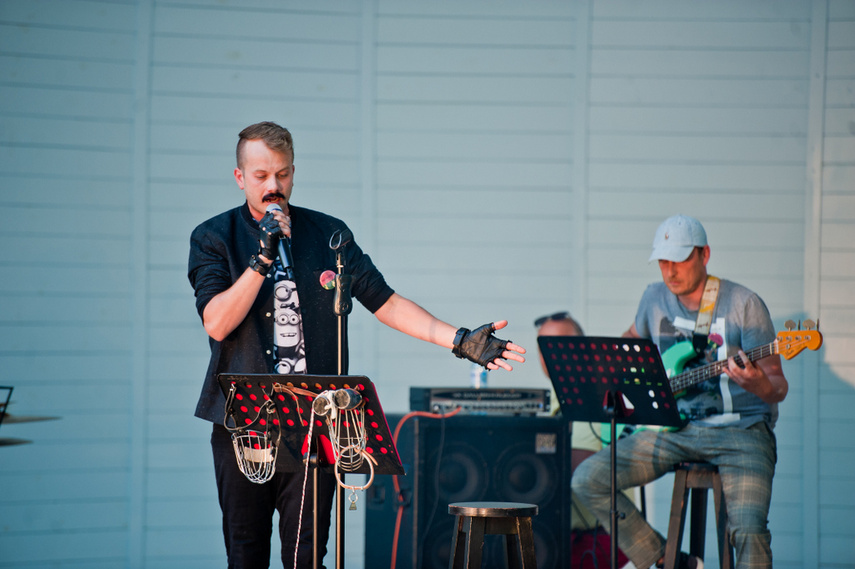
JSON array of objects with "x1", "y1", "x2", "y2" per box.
[
  {"x1": 188, "y1": 201, "x2": 394, "y2": 424},
  {"x1": 187, "y1": 121, "x2": 524, "y2": 569}
]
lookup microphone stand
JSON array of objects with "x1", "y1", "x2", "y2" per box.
[{"x1": 331, "y1": 230, "x2": 353, "y2": 569}]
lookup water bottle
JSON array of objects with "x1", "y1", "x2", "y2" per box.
[{"x1": 469, "y1": 362, "x2": 488, "y2": 389}]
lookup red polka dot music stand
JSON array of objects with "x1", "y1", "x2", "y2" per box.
[
  {"x1": 537, "y1": 336, "x2": 685, "y2": 569},
  {"x1": 217, "y1": 373, "x2": 403, "y2": 569},
  {"x1": 217, "y1": 373, "x2": 403, "y2": 475}
]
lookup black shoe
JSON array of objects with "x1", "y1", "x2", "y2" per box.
[{"x1": 657, "y1": 552, "x2": 704, "y2": 569}]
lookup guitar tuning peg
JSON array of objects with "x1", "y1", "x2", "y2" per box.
[
  {"x1": 784, "y1": 319, "x2": 796, "y2": 331},
  {"x1": 803, "y1": 319, "x2": 816, "y2": 330}
]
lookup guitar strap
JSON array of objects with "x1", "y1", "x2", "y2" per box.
[{"x1": 692, "y1": 275, "x2": 720, "y2": 357}]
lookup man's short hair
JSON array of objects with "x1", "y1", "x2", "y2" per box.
[{"x1": 236, "y1": 121, "x2": 294, "y2": 168}]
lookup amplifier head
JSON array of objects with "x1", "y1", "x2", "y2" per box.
[{"x1": 409, "y1": 387, "x2": 552, "y2": 416}]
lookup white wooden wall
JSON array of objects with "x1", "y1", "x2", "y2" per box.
[{"x1": 0, "y1": 1, "x2": 851, "y2": 568}]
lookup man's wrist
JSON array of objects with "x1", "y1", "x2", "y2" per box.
[
  {"x1": 249, "y1": 254, "x2": 273, "y2": 276},
  {"x1": 451, "y1": 327, "x2": 469, "y2": 358}
]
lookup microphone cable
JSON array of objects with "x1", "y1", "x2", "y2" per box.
[{"x1": 389, "y1": 406, "x2": 462, "y2": 569}]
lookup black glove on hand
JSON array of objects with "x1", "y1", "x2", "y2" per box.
[
  {"x1": 258, "y1": 211, "x2": 283, "y2": 261},
  {"x1": 452, "y1": 323, "x2": 510, "y2": 368}
]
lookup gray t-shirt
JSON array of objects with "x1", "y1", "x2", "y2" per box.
[{"x1": 634, "y1": 278, "x2": 779, "y2": 429}]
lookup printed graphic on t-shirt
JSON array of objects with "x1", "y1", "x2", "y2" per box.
[
  {"x1": 273, "y1": 267, "x2": 306, "y2": 375},
  {"x1": 658, "y1": 316, "x2": 734, "y2": 422}
]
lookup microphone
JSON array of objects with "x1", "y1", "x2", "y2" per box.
[
  {"x1": 265, "y1": 203, "x2": 294, "y2": 278},
  {"x1": 333, "y1": 388, "x2": 362, "y2": 410},
  {"x1": 311, "y1": 389, "x2": 362, "y2": 416},
  {"x1": 312, "y1": 391, "x2": 336, "y2": 417}
]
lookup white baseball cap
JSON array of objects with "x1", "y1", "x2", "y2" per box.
[{"x1": 649, "y1": 214, "x2": 707, "y2": 262}]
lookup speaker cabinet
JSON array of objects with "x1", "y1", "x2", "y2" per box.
[{"x1": 365, "y1": 414, "x2": 570, "y2": 569}]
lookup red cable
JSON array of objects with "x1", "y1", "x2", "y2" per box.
[{"x1": 389, "y1": 407, "x2": 462, "y2": 569}]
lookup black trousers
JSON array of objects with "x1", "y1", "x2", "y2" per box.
[{"x1": 211, "y1": 423, "x2": 337, "y2": 569}]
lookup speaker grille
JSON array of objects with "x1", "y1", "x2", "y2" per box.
[{"x1": 365, "y1": 414, "x2": 570, "y2": 569}]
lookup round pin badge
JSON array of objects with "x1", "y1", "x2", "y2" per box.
[{"x1": 319, "y1": 270, "x2": 336, "y2": 290}]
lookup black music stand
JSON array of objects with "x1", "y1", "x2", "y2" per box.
[
  {"x1": 0, "y1": 386, "x2": 11, "y2": 429},
  {"x1": 0, "y1": 386, "x2": 27, "y2": 447},
  {"x1": 217, "y1": 373, "x2": 403, "y2": 567},
  {"x1": 538, "y1": 336, "x2": 685, "y2": 569}
]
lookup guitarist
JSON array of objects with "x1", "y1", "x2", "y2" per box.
[{"x1": 572, "y1": 214, "x2": 787, "y2": 569}]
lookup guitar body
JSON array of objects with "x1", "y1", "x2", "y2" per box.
[
  {"x1": 661, "y1": 341, "x2": 699, "y2": 380},
  {"x1": 635, "y1": 341, "x2": 700, "y2": 432}
]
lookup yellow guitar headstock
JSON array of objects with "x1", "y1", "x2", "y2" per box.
[{"x1": 777, "y1": 319, "x2": 823, "y2": 360}]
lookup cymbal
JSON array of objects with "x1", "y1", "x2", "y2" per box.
[
  {"x1": 1, "y1": 413, "x2": 61, "y2": 424},
  {"x1": 0, "y1": 437, "x2": 32, "y2": 447}
]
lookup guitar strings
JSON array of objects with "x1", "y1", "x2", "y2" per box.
[{"x1": 671, "y1": 343, "x2": 777, "y2": 391}]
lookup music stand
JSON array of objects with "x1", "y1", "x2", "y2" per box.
[
  {"x1": 0, "y1": 386, "x2": 27, "y2": 447},
  {"x1": 217, "y1": 373, "x2": 403, "y2": 568},
  {"x1": 0, "y1": 386, "x2": 12, "y2": 430},
  {"x1": 538, "y1": 336, "x2": 685, "y2": 569}
]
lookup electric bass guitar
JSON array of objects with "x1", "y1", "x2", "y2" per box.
[{"x1": 661, "y1": 320, "x2": 823, "y2": 394}]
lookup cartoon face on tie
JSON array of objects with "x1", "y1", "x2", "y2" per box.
[
  {"x1": 274, "y1": 280, "x2": 297, "y2": 304},
  {"x1": 275, "y1": 306, "x2": 302, "y2": 349},
  {"x1": 274, "y1": 281, "x2": 302, "y2": 348}
]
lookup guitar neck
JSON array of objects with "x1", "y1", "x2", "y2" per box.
[{"x1": 670, "y1": 341, "x2": 778, "y2": 392}]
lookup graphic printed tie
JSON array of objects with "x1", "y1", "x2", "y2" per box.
[{"x1": 272, "y1": 260, "x2": 307, "y2": 375}]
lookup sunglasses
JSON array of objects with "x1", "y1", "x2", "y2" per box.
[{"x1": 533, "y1": 311, "x2": 571, "y2": 328}]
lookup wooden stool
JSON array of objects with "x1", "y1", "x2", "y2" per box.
[
  {"x1": 662, "y1": 462, "x2": 734, "y2": 569},
  {"x1": 448, "y1": 501, "x2": 538, "y2": 569}
]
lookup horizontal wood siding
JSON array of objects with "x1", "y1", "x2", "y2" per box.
[
  {"x1": 0, "y1": 0, "x2": 138, "y2": 567},
  {"x1": 817, "y1": 0, "x2": 855, "y2": 564},
  {"x1": 0, "y1": 1, "x2": 852, "y2": 568},
  {"x1": 373, "y1": 1, "x2": 578, "y2": 405}
]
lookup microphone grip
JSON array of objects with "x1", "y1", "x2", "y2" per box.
[
  {"x1": 333, "y1": 273, "x2": 353, "y2": 315},
  {"x1": 278, "y1": 237, "x2": 295, "y2": 279}
]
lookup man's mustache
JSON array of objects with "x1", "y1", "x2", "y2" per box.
[{"x1": 262, "y1": 192, "x2": 286, "y2": 202}]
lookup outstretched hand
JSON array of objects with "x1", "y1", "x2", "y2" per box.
[{"x1": 452, "y1": 320, "x2": 526, "y2": 371}]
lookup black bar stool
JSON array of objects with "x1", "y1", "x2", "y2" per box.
[
  {"x1": 448, "y1": 501, "x2": 538, "y2": 569},
  {"x1": 662, "y1": 462, "x2": 734, "y2": 569}
]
